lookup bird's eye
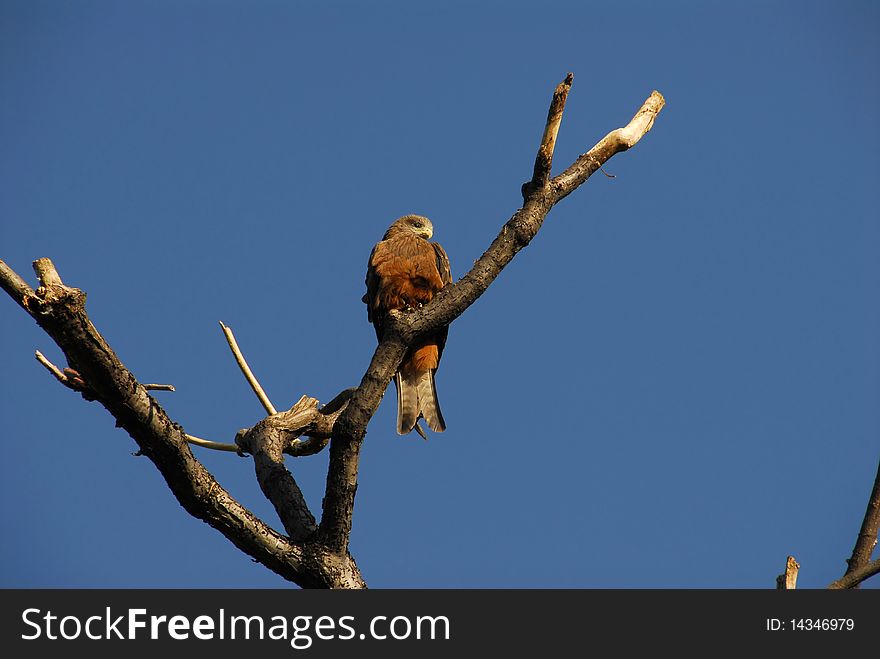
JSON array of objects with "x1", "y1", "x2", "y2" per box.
[{"x1": 412, "y1": 221, "x2": 423, "y2": 228}]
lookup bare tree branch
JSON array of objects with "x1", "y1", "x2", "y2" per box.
[
  {"x1": 33, "y1": 350, "x2": 96, "y2": 399},
  {"x1": 775, "y1": 555, "x2": 800, "y2": 589},
  {"x1": 828, "y1": 557, "x2": 880, "y2": 589},
  {"x1": 39, "y1": 348, "x2": 234, "y2": 452},
  {"x1": 220, "y1": 321, "x2": 277, "y2": 415},
  {"x1": 0, "y1": 260, "x2": 34, "y2": 309},
  {"x1": 143, "y1": 383, "x2": 176, "y2": 391},
  {"x1": 552, "y1": 90, "x2": 665, "y2": 203},
  {"x1": 35, "y1": 350, "x2": 70, "y2": 384},
  {"x1": 317, "y1": 80, "x2": 666, "y2": 554},
  {"x1": 184, "y1": 434, "x2": 241, "y2": 453},
  {"x1": 319, "y1": 339, "x2": 408, "y2": 552},
  {"x1": 34, "y1": 315, "x2": 346, "y2": 462},
  {"x1": 0, "y1": 76, "x2": 665, "y2": 588},
  {"x1": 33, "y1": 257, "x2": 63, "y2": 288},
  {"x1": 527, "y1": 72, "x2": 573, "y2": 194},
  {"x1": 236, "y1": 395, "x2": 318, "y2": 542},
  {"x1": 842, "y1": 455, "x2": 880, "y2": 585},
  {"x1": 235, "y1": 388, "x2": 353, "y2": 456},
  {"x1": 0, "y1": 257, "x2": 359, "y2": 588},
  {"x1": 286, "y1": 388, "x2": 355, "y2": 456}
]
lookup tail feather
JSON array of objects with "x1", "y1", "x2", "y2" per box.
[
  {"x1": 394, "y1": 369, "x2": 445, "y2": 435},
  {"x1": 395, "y1": 371, "x2": 420, "y2": 435},
  {"x1": 417, "y1": 370, "x2": 445, "y2": 432}
]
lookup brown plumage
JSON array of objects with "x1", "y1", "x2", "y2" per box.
[{"x1": 363, "y1": 214, "x2": 452, "y2": 436}]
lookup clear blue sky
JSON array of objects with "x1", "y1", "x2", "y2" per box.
[{"x1": 1, "y1": 0, "x2": 878, "y2": 588}]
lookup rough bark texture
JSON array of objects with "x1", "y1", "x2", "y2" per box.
[
  {"x1": 829, "y1": 558, "x2": 880, "y2": 590},
  {"x1": 3, "y1": 266, "x2": 342, "y2": 586},
  {"x1": 237, "y1": 399, "x2": 319, "y2": 542},
  {"x1": 528, "y1": 72, "x2": 573, "y2": 194},
  {"x1": 776, "y1": 555, "x2": 800, "y2": 590},
  {"x1": 843, "y1": 457, "x2": 880, "y2": 582},
  {"x1": 0, "y1": 76, "x2": 665, "y2": 588}
]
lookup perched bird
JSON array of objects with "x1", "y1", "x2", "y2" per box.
[{"x1": 363, "y1": 214, "x2": 452, "y2": 436}]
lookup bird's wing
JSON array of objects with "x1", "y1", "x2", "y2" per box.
[
  {"x1": 363, "y1": 242, "x2": 384, "y2": 340},
  {"x1": 432, "y1": 242, "x2": 452, "y2": 286},
  {"x1": 431, "y1": 241, "x2": 452, "y2": 361}
]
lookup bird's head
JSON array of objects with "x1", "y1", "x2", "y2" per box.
[{"x1": 384, "y1": 214, "x2": 434, "y2": 240}]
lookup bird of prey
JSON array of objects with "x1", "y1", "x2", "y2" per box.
[{"x1": 363, "y1": 214, "x2": 452, "y2": 437}]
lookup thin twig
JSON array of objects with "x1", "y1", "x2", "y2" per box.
[
  {"x1": 143, "y1": 383, "x2": 176, "y2": 392},
  {"x1": 39, "y1": 347, "x2": 234, "y2": 453},
  {"x1": 219, "y1": 321, "x2": 277, "y2": 415},
  {"x1": 34, "y1": 350, "x2": 68, "y2": 384},
  {"x1": 185, "y1": 433, "x2": 241, "y2": 453},
  {"x1": 33, "y1": 351, "x2": 90, "y2": 395}
]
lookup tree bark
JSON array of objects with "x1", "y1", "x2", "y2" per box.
[
  {"x1": 829, "y1": 557, "x2": 880, "y2": 590},
  {"x1": 838, "y1": 456, "x2": 880, "y2": 587}
]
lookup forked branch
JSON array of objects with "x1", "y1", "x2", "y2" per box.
[
  {"x1": 0, "y1": 75, "x2": 665, "y2": 588},
  {"x1": 0, "y1": 257, "x2": 344, "y2": 586},
  {"x1": 318, "y1": 77, "x2": 665, "y2": 554}
]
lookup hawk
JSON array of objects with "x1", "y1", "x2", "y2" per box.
[{"x1": 363, "y1": 214, "x2": 452, "y2": 436}]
